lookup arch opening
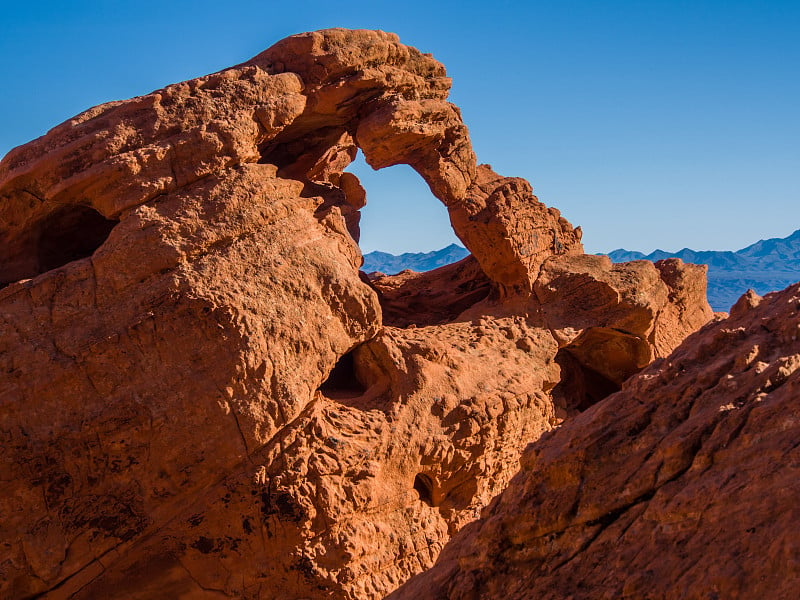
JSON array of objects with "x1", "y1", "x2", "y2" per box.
[
  {"x1": 344, "y1": 153, "x2": 491, "y2": 327},
  {"x1": 348, "y1": 153, "x2": 461, "y2": 263},
  {"x1": 259, "y1": 128, "x2": 491, "y2": 327}
]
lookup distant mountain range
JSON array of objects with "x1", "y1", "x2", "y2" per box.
[
  {"x1": 362, "y1": 244, "x2": 469, "y2": 274},
  {"x1": 606, "y1": 229, "x2": 800, "y2": 311},
  {"x1": 363, "y1": 230, "x2": 800, "y2": 312}
]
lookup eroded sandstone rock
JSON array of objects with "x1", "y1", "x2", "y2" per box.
[
  {"x1": 0, "y1": 28, "x2": 713, "y2": 599},
  {"x1": 391, "y1": 283, "x2": 800, "y2": 600},
  {"x1": 368, "y1": 256, "x2": 492, "y2": 328}
]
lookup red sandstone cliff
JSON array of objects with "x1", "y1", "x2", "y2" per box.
[{"x1": 0, "y1": 29, "x2": 716, "y2": 599}]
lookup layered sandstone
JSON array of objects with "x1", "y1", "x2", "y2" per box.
[
  {"x1": 392, "y1": 283, "x2": 800, "y2": 599},
  {"x1": 0, "y1": 29, "x2": 712, "y2": 599}
]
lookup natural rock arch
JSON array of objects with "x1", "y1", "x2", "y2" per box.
[
  {"x1": 0, "y1": 29, "x2": 713, "y2": 600},
  {"x1": 0, "y1": 29, "x2": 582, "y2": 299}
]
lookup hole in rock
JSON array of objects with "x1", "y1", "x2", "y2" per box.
[
  {"x1": 319, "y1": 349, "x2": 368, "y2": 399},
  {"x1": 348, "y1": 154, "x2": 461, "y2": 261},
  {"x1": 37, "y1": 205, "x2": 117, "y2": 273},
  {"x1": 345, "y1": 153, "x2": 491, "y2": 326},
  {"x1": 260, "y1": 134, "x2": 492, "y2": 327},
  {"x1": 552, "y1": 348, "x2": 621, "y2": 413},
  {"x1": 413, "y1": 473, "x2": 434, "y2": 506}
]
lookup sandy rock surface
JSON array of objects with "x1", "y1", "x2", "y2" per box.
[
  {"x1": 0, "y1": 29, "x2": 713, "y2": 599},
  {"x1": 392, "y1": 283, "x2": 800, "y2": 600}
]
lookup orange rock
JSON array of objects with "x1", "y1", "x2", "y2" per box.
[
  {"x1": 450, "y1": 164, "x2": 584, "y2": 294},
  {"x1": 535, "y1": 254, "x2": 712, "y2": 356},
  {"x1": 0, "y1": 28, "x2": 715, "y2": 599},
  {"x1": 391, "y1": 282, "x2": 800, "y2": 600},
  {"x1": 368, "y1": 256, "x2": 492, "y2": 328}
]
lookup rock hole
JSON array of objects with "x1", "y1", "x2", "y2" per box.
[
  {"x1": 552, "y1": 349, "x2": 622, "y2": 413},
  {"x1": 319, "y1": 349, "x2": 367, "y2": 399},
  {"x1": 37, "y1": 205, "x2": 117, "y2": 273},
  {"x1": 348, "y1": 153, "x2": 460, "y2": 262},
  {"x1": 413, "y1": 473, "x2": 434, "y2": 506},
  {"x1": 344, "y1": 152, "x2": 490, "y2": 326},
  {"x1": 261, "y1": 136, "x2": 491, "y2": 327}
]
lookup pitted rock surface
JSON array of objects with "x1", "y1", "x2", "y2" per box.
[
  {"x1": 0, "y1": 29, "x2": 713, "y2": 599},
  {"x1": 391, "y1": 283, "x2": 800, "y2": 599}
]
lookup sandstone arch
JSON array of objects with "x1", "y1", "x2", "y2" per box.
[{"x1": 0, "y1": 29, "x2": 712, "y2": 599}]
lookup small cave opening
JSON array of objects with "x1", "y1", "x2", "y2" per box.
[
  {"x1": 552, "y1": 348, "x2": 622, "y2": 413},
  {"x1": 413, "y1": 473, "x2": 434, "y2": 507},
  {"x1": 37, "y1": 205, "x2": 118, "y2": 274},
  {"x1": 319, "y1": 349, "x2": 368, "y2": 399}
]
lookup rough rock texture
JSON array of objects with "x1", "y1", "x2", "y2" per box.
[
  {"x1": 0, "y1": 29, "x2": 712, "y2": 599},
  {"x1": 368, "y1": 255, "x2": 491, "y2": 328},
  {"x1": 391, "y1": 282, "x2": 800, "y2": 600},
  {"x1": 536, "y1": 255, "x2": 711, "y2": 358},
  {"x1": 535, "y1": 254, "x2": 713, "y2": 412},
  {"x1": 451, "y1": 164, "x2": 584, "y2": 295}
]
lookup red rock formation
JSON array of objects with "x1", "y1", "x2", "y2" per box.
[
  {"x1": 391, "y1": 282, "x2": 800, "y2": 600},
  {"x1": 0, "y1": 29, "x2": 713, "y2": 599},
  {"x1": 368, "y1": 256, "x2": 492, "y2": 327},
  {"x1": 450, "y1": 164, "x2": 583, "y2": 295}
]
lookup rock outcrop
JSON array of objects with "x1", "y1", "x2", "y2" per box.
[
  {"x1": 391, "y1": 282, "x2": 800, "y2": 600},
  {"x1": 0, "y1": 29, "x2": 712, "y2": 599},
  {"x1": 607, "y1": 228, "x2": 800, "y2": 312}
]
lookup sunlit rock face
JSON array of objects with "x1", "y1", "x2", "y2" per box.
[
  {"x1": 392, "y1": 283, "x2": 800, "y2": 600},
  {"x1": 0, "y1": 28, "x2": 712, "y2": 599}
]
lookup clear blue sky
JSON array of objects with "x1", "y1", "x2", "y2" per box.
[{"x1": 2, "y1": 0, "x2": 798, "y2": 254}]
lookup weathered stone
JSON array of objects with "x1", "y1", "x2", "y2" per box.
[
  {"x1": 391, "y1": 282, "x2": 800, "y2": 600},
  {"x1": 0, "y1": 28, "x2": 715, "y2": 599}
]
